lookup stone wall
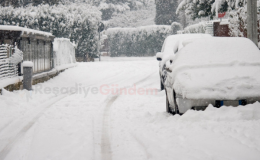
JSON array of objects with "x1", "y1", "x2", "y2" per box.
[{"x1": 0, "y1": 69, "x2": 65, "y2": 95}]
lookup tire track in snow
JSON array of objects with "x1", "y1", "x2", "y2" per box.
[
  {"x1": 134, "y1": 72, "x2": 157, "y2": 86},
  {"x1": 101, "y1": 96, "x2": 118, "y2": 160},
  {"x1": 0, "y1": 69, "x2": 139, "y2": 160},
  {"x1": 0, "y1": 93, "x2": 73, "y2": 160},
  {"x1": 99, "y1": 72, "x2": 156, "y2": 160}
]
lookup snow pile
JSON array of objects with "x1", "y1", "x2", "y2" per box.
[
  {"x1": 182, "y1": 102, "x2": 260, "y2": 121},
  {"x1": 133, "y1": 100, "x2": 260, "y2": 160},
  {"x1": 106, "y1": 25, "x2": 172, "y2": 57},
  {"x1": 0, "y1": 58, "x2": 260, "y2": 160},
  {"x1": 22, "y1": 61, "x2": 34, "y2": 68},
  {"x1": 169, "y1": 37, "x2": 260, "y2": 100},
  {"x1": 53, "y1": 38, "x2": 76, "y2": 68},
  {"x1": 8, "y1": 47, "x2": 23, "y2": 65}
]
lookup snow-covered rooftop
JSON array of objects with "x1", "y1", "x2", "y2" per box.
[{"x1": 0, "y1": 25, "x2": 53, "y2": 37}]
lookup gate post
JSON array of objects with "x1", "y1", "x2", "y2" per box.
[{"x1": 23, "y1": 61, "x2": 33, "y2": 91}]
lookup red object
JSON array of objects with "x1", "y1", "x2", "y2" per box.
[{"x1": 218, "y1": 12, "x2": 226, "y2": 18}]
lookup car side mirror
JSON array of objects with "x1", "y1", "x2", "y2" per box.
[{"x1": 156, "y1": 52, "x2": 163, "y2": 61}]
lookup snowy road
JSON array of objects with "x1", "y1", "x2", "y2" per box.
[{"x1": 0, "y1": 57, "x2": 260, "y2": 160}]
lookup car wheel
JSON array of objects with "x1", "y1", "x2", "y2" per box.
[
  {"x1": 166, "y1": 93, "x2": 175, "y2": 115},
  {"x1": 173, "y1": 91, "x2": 180, "y2": 115}
]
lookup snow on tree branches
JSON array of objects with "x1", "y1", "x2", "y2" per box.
[
  {"x1": 155, "y1": 0, "x2": 179, "y2": 25},
  {"x1": 0, "y1": 4, "x2": 101, "y2": 58},
  {"x1": 106, "y1": 25, "x2": 178, "y2": 57}
]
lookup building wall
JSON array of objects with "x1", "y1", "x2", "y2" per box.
[{"x1": 214, "y1": 22, "x2": 230, "y2": 37}]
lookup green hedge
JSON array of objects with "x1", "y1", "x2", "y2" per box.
[{"x1": 106, "y1": 25, "x2": 172, "y2": 57}]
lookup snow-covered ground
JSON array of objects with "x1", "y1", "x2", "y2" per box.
[{"x1": 0, "y1": 57, "x2": 260, "y2": 160}]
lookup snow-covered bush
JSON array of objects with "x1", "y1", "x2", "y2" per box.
[
  {"x1": 177, "y1": 0, "x2": 255, "y2": 20},
  {"x1": 183, "y1": 21, "x2": 207, "y2": 34},
  {"x1": 171, "y1": 22, "x2": 182, "y2": 34},
  {"x1": 228, "y1": 6, "x2": 247, "y2": 38},
  {"x1": 177, "y1": 0, "x2": 216, "y2": 20},
  {"x1": 9, "y1": 47, "x2": 23, "y2": 65},
  {"x1": 53, "y1": 38, "x2": 76, "y2": 67},
  {"x1": 0, "y1": 4, "x2": 101, "y2": 58},
  {"x1": 106, "y1": 25, "x2": 171, "y2": 57},
  {"x1": 228, "y1": 1, "x2": 260, "y2": 46}
]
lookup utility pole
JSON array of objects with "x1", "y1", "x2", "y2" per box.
[
  {"x1": 98, "y1": 22, "x2": 105, "y2": 62},
  {"x1": 247, "y1": 0, "x2": 258, "y2": 46}
]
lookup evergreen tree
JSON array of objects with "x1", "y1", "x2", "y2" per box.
[
  {"x1": 177, "y1": 0, "x2": 229, "y2": 20},
  {"x1": 155, "y1": 0, "x2": 179, "y2": 25},
  {"x1": 32, "y1": 0, "x2": 60, "y2": 6},
  {"x1": 0, "y1": 0, "x2": 21, "y2": 7}
]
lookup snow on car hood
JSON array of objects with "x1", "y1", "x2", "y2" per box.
[{"x1": 169, "y1": 37, "x2": 260, "y2": 100}]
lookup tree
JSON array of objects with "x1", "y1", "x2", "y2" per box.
[
  {"x1": 32, "y1": 0, "x2": 60, "y2": 6},
  {"x1": 99, "y1": 0, "x2": 151, "y2": 20},
  {"x1": 171, "y1": 22, "x2": 182, "y2": 34},
  {"x1": 177, "y1": 0, "x2": 187, "y2": 28},
  {"x1": 0, "y1": 0, "x2": 21, "y2": 7},
  {"x1": 0, "y1": 4, "x2": 101, "y2": 58},
  {"x1": 155, "y1": 0, "x2": 179, "y2": 25},
  {"x1": 108, "y1": 1, "x2": 156, "y2": 28},
  {"x1": 177, "y1": 0, "x2": 233, "y2": 20}
]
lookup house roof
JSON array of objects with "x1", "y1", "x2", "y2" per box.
[{"x1": 0, "y1": 25, "x2": 53, "y2": 37}]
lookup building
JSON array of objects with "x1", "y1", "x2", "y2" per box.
[{"x1": 0, "y1": 25, "x2": 55, "y2": 74}]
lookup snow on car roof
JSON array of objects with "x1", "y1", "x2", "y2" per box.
[
  {"x1": 162, "y1": 34, "x2": 212, "y2": 54},
  {"x1": 0, "y1": 25, "x2": 53, "y2": 37},
  {"x1": 172, "y1": 37, "x2": 260, "y2": 68},
  {"x1": 160, "y1": 34, "x2": 212, "y2": 70}
]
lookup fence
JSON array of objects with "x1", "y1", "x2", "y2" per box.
[
  {"x1": 19, "y1": 38, "x2": 52, "y2": 74},
  {"x1": 206, "y1": 22, "x2": 214, "y2": 36},
  {"x1": 0, "y1": 45, "x2": 18, "y2": 80}
]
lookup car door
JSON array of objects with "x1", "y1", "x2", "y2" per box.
[
  {"x1": 164, "y1": 47, "x2": 179, "y2": 107},
  {"x1": 164, "y1": 61, "x2": 175, "y2": 106}
]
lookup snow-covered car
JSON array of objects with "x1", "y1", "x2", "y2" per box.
[
  {"x1": 156, "y1": 34, "x2": 212, "y2": 90},
  {"x1": 163, "y1": 37, "x2": 260, "y2": 115}
]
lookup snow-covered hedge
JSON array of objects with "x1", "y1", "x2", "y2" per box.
[
  {"x1": 0, "y1": 4, "x2": 101, "y2": 58},
  {"x1": 228, "y1": 3, "x2": 260, "y2": 47},
  {"x1": 53, "y1": 38, "x2": 76, "y2": 68},
  {"x1": 183, "y1": 21, "x2": 207, "y2": 34},
  {"x1": 106, "y1": 25, "x2": 172, "y2": 57}
]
